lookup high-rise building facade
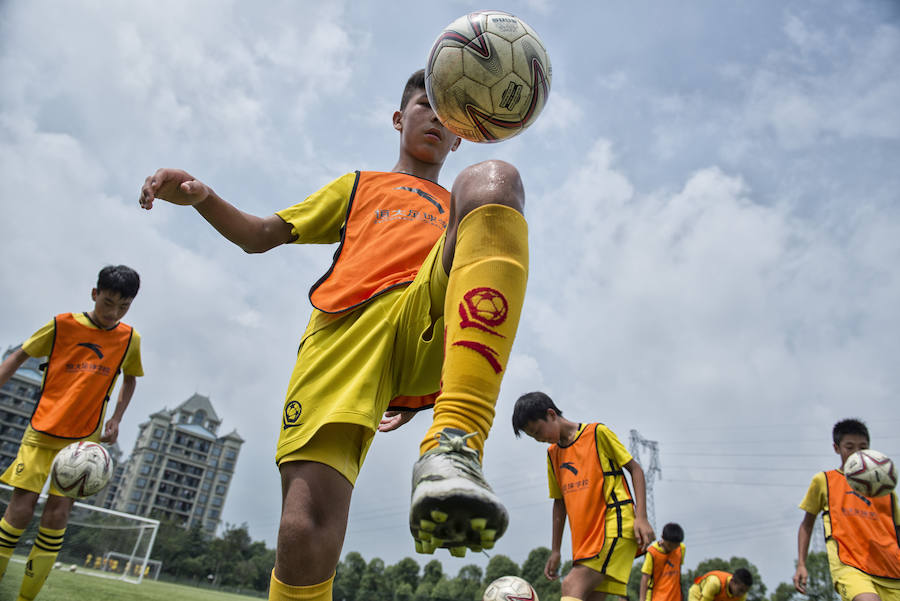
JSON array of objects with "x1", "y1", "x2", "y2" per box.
[
  {"x1": 111, "y1": 394, "x2": 243, "y2": 533},
  {"x1": 0, "y1": 346, "x2": 42, "y2": 472}
]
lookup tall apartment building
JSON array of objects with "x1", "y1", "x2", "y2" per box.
[
  {"x1": 0, "y1": 346, "x2": 42, "y2": 472},
  {"x1": 111, "y1": 394, "x2": 244, "y2": 534}
]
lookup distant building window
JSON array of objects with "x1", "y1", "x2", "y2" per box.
[
  {"x1": 131, "y1": 491, "x2": 141, "y2": 501},
  {"x1": 218, "y1": 474, "x2": 229, "y2": 483},
  {"x1": 137, "y1": 478, "x2": 147, "y2": 488},
  {"x1": 212, "y1": 497, "x2": 222, "y2": 507},
  {"x1": 224, "y1": 462, "x2": 234, "y2": 471},
  {"x1": 215, "y1": 485, "x2": 226, "y2": 495},
  {"x1": 209, "y1": 510, "x2": 219, "y2": 519},
  {"x1": 127, "y1": 503, "x2": 137, "y2": 513},
  {"x1": 149, "y1": 440, "x2": 159, "y2": 450},
  {"x1": 205, "y1": 520, "x2": 216, "y2": 531},
  {"x1": 202, "y1": 482, "x2": 211, "y2": 492},
  {"x1": 153, "y1": 428, "x2": 164, "y2": 438},
  {"x1": 140, "y1": 465, "x2": 151, "y2": 475},
  {"x1": 199, "y1": 494, "x2": 208, "y2": 504},
  {"x1": 225, "y1": 449, "x2": 236, "y2": 460},
  {"x1": 144, "y1": 452, "x2": 154, "y2": 461},
  {"x1": 192, "y1": 410, "x2": 206, "y2": 425}
]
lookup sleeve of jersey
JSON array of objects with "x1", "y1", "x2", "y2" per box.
[
  {"x1": 21, "y1": 319, "x2": 55, "y2": 358},
  {"x1": 122, "y1": 330, "x2": 144, "y2": 377},
  {"x1": 893, "y1": 492, "x2": 900, "y2": 527},
  {"x1": 641, "y1": 551, "x2": 654, "y2": 575},
  {"x1": 596, "y1": 424, "x2": 634, "y2": 467},
  {"x1": 700, "y1": 575, "x2": 721, "y2": 601},
  {"x1": 275, "y1": 173, "x2": 356, "y2": 244},
  {"x1": 547, "y1": 452, "x2": 562, "y2": 499},
  {"x1": 798, "y1": 473, "x2": 826, "y2": 515}
]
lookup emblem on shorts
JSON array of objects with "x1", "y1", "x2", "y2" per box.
[
  {"x1": 15, "y1": 462, "x2": 24, "y2": 475},
  {"x1": 282, "y1": 400, "x2": 303, "y2": 430}
]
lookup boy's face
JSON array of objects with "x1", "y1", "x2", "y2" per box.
[
  {"x1": 522, "y1": 410, "x2": 560, "y2": 444},
  {"x1": 393, "y1": 90, "x2": 461, "y2": 165},
  {"x1": 91, "y1": 289, "x2": 133, "y2": 329},
  {"x1": 729, "y1": 580, "x2": 750, "y2": 597},
  {"x1": 659, "y1": 539, "x2": 679, "y2": 553},
  {"x1": 834, "y1": 433, "x2": 869, "y2": 467}
]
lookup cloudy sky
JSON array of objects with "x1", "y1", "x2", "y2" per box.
[{"x1": 2, "y1": 0, "x2": 899, "y2": 591}]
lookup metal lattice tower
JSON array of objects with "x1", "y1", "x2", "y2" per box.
[{"x1": 629, "y1": 429, "x2": 662, "y2": 532}]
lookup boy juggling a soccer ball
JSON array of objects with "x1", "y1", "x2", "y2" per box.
[
  {"x1": 689, "y1": 570, "x2": 752, "y2": 601},
  {"x1": 0, "y1": 265, "x2": 143, "y2": 601},
  {"x1": 640, "y1": 522, "x2": 686, "y2": 601},
  {"x1": 793, "y1": 419, "x2": 900, "y2": 601},
  {"x1": 512, "y1": 391, "x2": 655, "y2": 601},
  {"x1": 139, "y1": 69, "x2": 529, "y2": 601}
]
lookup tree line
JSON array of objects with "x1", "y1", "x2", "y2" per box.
[{"x1": 60, "y1": 517, "x2": 839, "y2": 601}]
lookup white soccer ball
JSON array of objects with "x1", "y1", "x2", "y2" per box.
[
  {"x1": 843, "y1": 449, "x2": 898, "y2": 498},
  {"x1": 483, "y1": 575, "x2": 539, "y2": 601},
  {"x1": 426, "y1": 10, "x2": 551, "y2": 143},
  {"x1": 51, "y1": 441, "x2": 113, "y2": 499}
]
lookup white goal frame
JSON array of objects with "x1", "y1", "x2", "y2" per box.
[{"x1": 0, "y1": 483, "x2": 160, "y2": 584}]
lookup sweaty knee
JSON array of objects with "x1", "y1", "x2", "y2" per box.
[{"x1": 452, "y1": 160, "x2": 524, "y2": 216}]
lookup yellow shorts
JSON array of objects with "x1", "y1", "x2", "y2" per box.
[
  {"x1": 832, "y1": 563, "x2": 900, "y2": 601},
  {"x1": 279, "y1": 423, "x2": 371, "y2": 486},
  {"x1": 0, "y1": 441, "x2": 67, "y2": 496},
  {"x1": 577, "y1": 537, "x2": 639, "y2": 596},
  {"x1": 276, "y1": 234, "x2": 448, "y2": 477}
]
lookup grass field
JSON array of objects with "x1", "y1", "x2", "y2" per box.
[{"x1": 0, "y1": 560, "x2": 264, "y2": 601}]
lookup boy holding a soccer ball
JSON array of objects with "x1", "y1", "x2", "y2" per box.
[
  {"x1": 793, "y1": 419, "x2": 900, "y2": 601},
  {"x1": 139, "y1": 70, "x2": 529, "y2": 601},
  {"x1": 0, "y1": 265, "x2": 143, "y2": 601}
]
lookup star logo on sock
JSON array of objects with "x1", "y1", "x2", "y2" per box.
[{"x1": 453, "y1": 287, "x2": 508, "y2": 374}]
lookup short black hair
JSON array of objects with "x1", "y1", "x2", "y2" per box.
[
  {"x1": 833, "y1": 418, "x2": 869, "y2": 445},
  {"x1": 661, "y1": 522, "x2": 684, "y2": 543},
  {"x1": 733, "y1": 568, "x2": 753, "y2": 587},
  {"x1": 97, "y1": 265, "x2": 140, "y2": 299},
  {"x1": 512, "y1": 391, "x2": 563, "y2": 437},
  {"x1": 400, "y1": 69, "x2": 426, "y2": 110}
]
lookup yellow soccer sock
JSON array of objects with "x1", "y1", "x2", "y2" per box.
[
  {"x1": 421, "y1": 204, "x2": 528, "y2": 457},
  {"x1": 269, "y1": 570, "x2": 334, "y2": 601},
  {"x1": 0, "y1": 517, "x2": 25, "y2": 580},
  {"x1": 17, "y1": 526, "x2": 65, "y2": 601},
  {"x1": 561, "y1": 597, "x2": 583, "y2": 601}
]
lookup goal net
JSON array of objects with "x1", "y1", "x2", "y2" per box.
[{"x1": 0, "y1": 483, "x2": 161, "y2": 584}]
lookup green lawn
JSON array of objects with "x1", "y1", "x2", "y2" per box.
[{"x1": 0, "y1": 560, "x2": 264, "y2": 601}]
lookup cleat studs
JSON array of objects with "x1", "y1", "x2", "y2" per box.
[
  {"x1": 470, "y1": 545, "x2": 483, "y2": 553},
  {"x1": 419, "y1": 532, "x2": 432, "y2": 542},
  {"x1": 481, "y1": 540, "x2": 495, "y2": 550},
  {"x1": 415, "y1": 540, "x2": 424, "y2": 553},
  {"x1": 431, "y1": 537, "x2": 445, "y2": 547},
  {"x1": 450, "y1": 546, "x2": 466, "y2": 557},
  {"x1": 430, "y1": 510, "x2": 448, "y2": 523},
  {"x1": 420, "y1": 519, "x2": 436, "y2": 532},
  {"x1": 423, "y1": 541, "x2": 436, "y2": 554},
  {"x1": 480, "y1": 529, "x2": 496, "y2": 541},
  {"x1": 470, "y1": 518, "x2": 487, "y2": 531}
]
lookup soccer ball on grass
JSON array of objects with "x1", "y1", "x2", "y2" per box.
[
  {"x1": 426, "y1": 10, "x2": 551, "y2": 143},
  {"x1": 51, "y1": 441, "x2": 113, "y2": 499},
  {"x1": 843, "y1": 449, "x2": 897, "y2": 498},
  {"x1": 483, "y1": 575, "x2": 539, "y2": 601}
]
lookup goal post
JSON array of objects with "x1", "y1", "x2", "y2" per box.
[{"x1": 0, "y1": 483, "x2": 161, "y2": 584}]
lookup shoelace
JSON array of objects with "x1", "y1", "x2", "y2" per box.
[{"x1": 429, "y1": 430, "x2": 488, "y2": 484}]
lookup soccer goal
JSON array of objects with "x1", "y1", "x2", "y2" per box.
[{"x1": 0, "y1": 483, "x2": 161, "y2": 584}]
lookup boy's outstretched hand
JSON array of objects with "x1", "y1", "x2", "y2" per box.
[
  {"x1": 378, "y1": 410, "x2": 416, "y2": 432},
  {"x1": 634, "y1": 516, "x2": 655, "y2": 552},
  {"x1": 140, "y1": 168, "x2": 210, "y2": 209}
]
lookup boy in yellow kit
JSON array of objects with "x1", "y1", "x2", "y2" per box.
[
  {"x1": 139, "y1": 69, "x2": 529, "y2": 601},
  {"x1": 0, "y1": 265, "x2": 143, "y2": 601},
  {"x1": 512, "y1": 391, "x2": 655, "y2": 601},
  {"x1": 640, "y1": 523, "x2": 686, "y2": 601},
  {"x1": 793, "y1": 418, "x2": 900, "y2": 601},
  {"x1": 689, "y1": 570, "x2": 752, "y2": 601}
]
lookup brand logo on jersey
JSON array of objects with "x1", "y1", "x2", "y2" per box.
[
  {"x1": 846, "y1": 490, "x2": 872, "y2": 506},
  {"x1": 394, "y1": 186, "x2": 445, "y2": 214},
  {"x1": 452, "y1": 287, "x2": 509, "y2": 374},
  {"x1": 560, "y1": 461, "x2": 578, "y2": 475},
  {"x1": 76, "y1": 342, "x2": 104, "y2": 359},
  {"x1": 15, "y1": 462, "x2": 24, "y2": 475},
  {"x1": 282, "y1": 400, "x2": 303, "y2": 430},
  {"x1": 25, "y1": 559, "x2": 34, "y2": 576}
]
